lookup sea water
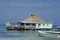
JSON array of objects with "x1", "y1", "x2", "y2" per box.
[{"x1": 0, "y1": 25, "x2": 59, "y2": 40}]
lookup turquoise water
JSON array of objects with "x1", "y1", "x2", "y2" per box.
[{"x1": 0, "y1": 26, "x2": 59, "y2": 40}]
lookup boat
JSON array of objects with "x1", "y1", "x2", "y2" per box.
[
  {"x1": 38, "y1": 31, "x2": 60, "y2": 38},
  {"x1": 6, "y1": 27, "x2": 25, "y2": 31},
  {"x1": 6, "y1": 22, "x2": 25, "y2": 31}
]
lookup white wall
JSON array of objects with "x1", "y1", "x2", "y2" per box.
[{"x1": 36, "y1": 23, "x2": 53, "y2": 29}]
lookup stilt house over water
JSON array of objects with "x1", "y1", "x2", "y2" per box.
[
  {"x1": 20, "y1": 14, "x2": 53, "y2": 30},
  {"x1": 6, "y1": 14, "x2": 53, "y2": 30}
]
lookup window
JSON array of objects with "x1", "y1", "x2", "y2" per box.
[
  {"x1": 39, "y1": 24, "x2": 40, "y2": 26},
  {"x1": 21, "y1": 23, "x2": 24, "y2": 26},
  {"x1": 43, "y1": 24, "x2": 45, "y2": 26},
  {"x1": 32, "y1": 23, "x2": 35, "y2": 26},
  {"x1": 26, "y1": 23, "x2": 30, "y2": 25}
]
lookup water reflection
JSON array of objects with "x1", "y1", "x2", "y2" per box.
[
  {"x1": 0, "y1": 26, "x2": 60, "y2": 40},
  {"x1": 0, "y1": 30, "x2": 59, "y2": 40}
]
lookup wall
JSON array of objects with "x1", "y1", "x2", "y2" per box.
[{"x1": 36, "y1": 23, "x2": 53, "y2": 29}]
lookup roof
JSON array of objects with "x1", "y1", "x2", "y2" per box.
[{"x1": 21, "y1": 14, "x2": 51, "y2": 23}]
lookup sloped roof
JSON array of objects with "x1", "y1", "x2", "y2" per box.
[{"x1": 21, "y1": 14, "x2": 49, "y2": 23}]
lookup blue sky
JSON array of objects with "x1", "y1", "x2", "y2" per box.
[{"x1": 0, "y1": 0, "x2": 60, "y2": 25}]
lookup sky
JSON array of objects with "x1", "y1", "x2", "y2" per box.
[{"x1": 0, "y1": 0, "x2": 60, "y2": 25}]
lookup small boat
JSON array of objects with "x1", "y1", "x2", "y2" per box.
[
  {"x1": 6, "y1": 22, "x2": 25, "y2": 31},
  {"x1": 38, "y1": 31, "x2": 60, "y2": 38},
  {"x1": 6, "y1": 27, "x2": 25, "y2": 31}
]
